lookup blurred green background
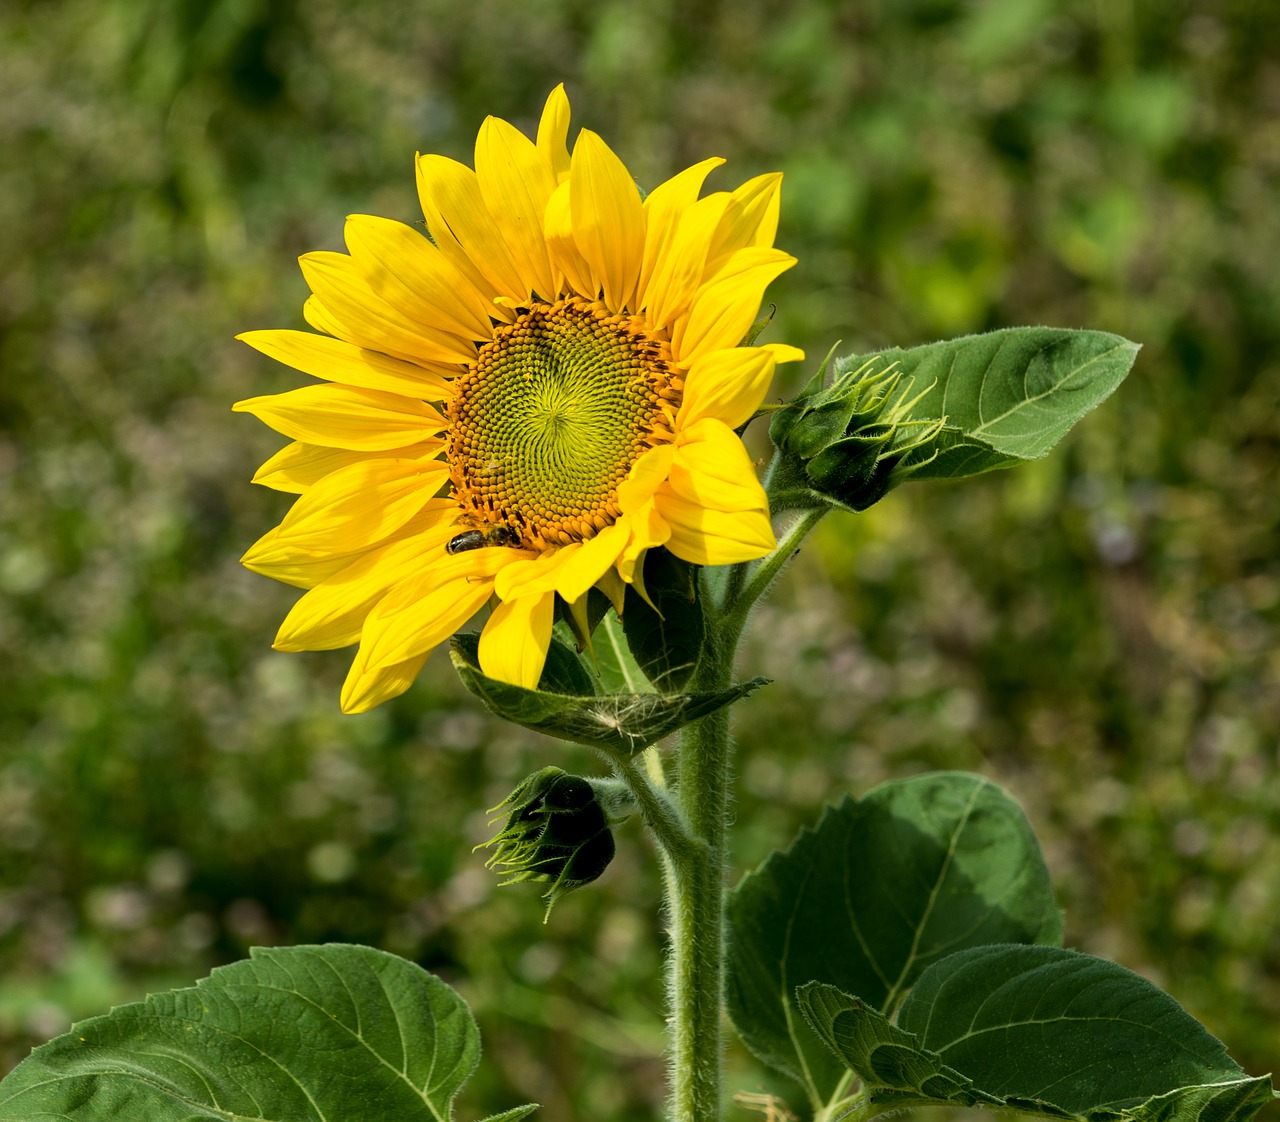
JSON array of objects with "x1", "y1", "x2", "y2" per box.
[{"x1": 2, "y1": 0, "x2": 1278, "y2": 1118}]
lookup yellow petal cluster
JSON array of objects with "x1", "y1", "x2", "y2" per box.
[{"x1": 235, "y1": 85, "x2": 803, "y2": 712}]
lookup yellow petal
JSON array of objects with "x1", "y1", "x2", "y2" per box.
[
  {"x1": 549, "y1": 522, "x2": 630, "y2": 604},
  {"x1": 415, "y1": 154, "x2": 528, "y2": 302},
  {"x1": 763, "y1": 342, "x2": 806, "y2": 366},
  {"x1": 642, "y1": 193, "x2": 731, "y2": 331},
  {"x1": 233, "y1": 384, "x2": 446, "y2": 450},
  {"x1": 595, "y1": 567, "x2": 627, "y2": 613},
  {"x1": 536, "y1": 84, "x2": 572, "y2": 185},
  {"x1": 704, "y1": 173, "x2": 783, "y2": 277},
  {"x1": 544, "y1": 179, "x2": 596, "y2": 298},
  {"x1": 617, "y1": 499, "x2": 671, "y2": 585},
  {"x1": 302, "y1": 295, "x2": 375, "y2": 353},
  {"x1": 273, "y1": 509, "x2": 459, "y2": 651},
  {"x1": 655, "y1": 489, "x2": 776, "y2": 565},
  {"x1": 340, "y1": 650, "x2": 431, "y2": 714},
  {"x1": 493, "y1": 546, "x2": 571, "y2": 601},
  {"x1": 617, "y1": 444, "x2": 676, "y2": 513},
  {"x1": 478, "y1": 590, "x2": 556, "y2": 688},
  {"x1": 251, "y1": 440, "x2": 445, "y2": 494},
  {"x1": 246, "y1": 458, "x2": 449, "y2": 563},
  {"x1": 358, "y1": 548, "x2": 513, "y2": 671},
  {"x1": 668, "y1": 418, "x2": 769, "y2": 514},
  {"x1": 241, "y1": 526, "x2": 365, "y2": 589},
  {"x1": 678, "y1": 346, "x2": 777, "y2": 431},
  {"x1": 570, "y1": 130, "x2": 645, "y2": 311},
  {"x1": 637, "y1": 157, "x2": 724, "y2": 311},
  {"x1": 671, "y1": 247, "x2": 797, "y2": 367},
  {"x1": 566, "y1": 591, "x2": 593, "y2": 648},
  {"x1": 475, "y1": 116, "x2": 558, "y2": 300},
  {"x1": 237, "y1": 329, "x2": 455, "y2": 400},
  {"x1": 342, "y1": 214, "x2": 495, "y2": 342},
  {"x1": 299, "y1": 251, "x2": 476, "y2": 364}
]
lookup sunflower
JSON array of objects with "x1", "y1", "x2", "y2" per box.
[{"x1": 235, "y1": 85, "x2": 803, "y2": 713}]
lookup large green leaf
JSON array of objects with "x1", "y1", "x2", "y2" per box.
[
  {"x1": 451, "y1": 634, "x2": 765, "y2": 755},
  {"x1": 799, "y1": 946, "x2": 1278, "y2": 1122},
  {"x1": 873, "y1": 327, "x2": 1139, "y2": 478},
  {"x1": 0, "y1": 943, "x2": 538, "y2": 1122},
  {"x1": 725, "y1": 772, "x2": 1060, "y2": 1103}
]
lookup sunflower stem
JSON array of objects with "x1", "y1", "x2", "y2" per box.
[
  {"x1": 661, "y1": 509, "x2": 829, "y2": 1122},
  {"x1": 666, "y1": 616, "x2": 734, "y2": 1122}
]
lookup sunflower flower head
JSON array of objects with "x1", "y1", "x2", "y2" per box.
[{"x1": 235, "y1": 85, "x2": 803, "y2": 712}]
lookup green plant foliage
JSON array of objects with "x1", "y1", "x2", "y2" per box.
[
  {"x1": 590, "y1": 611, "x2": 655, "y2": 694},
  {"x1": 799, "y1": 945, "x2": 1278, "y2": 1122},
  {"x1": 451, "y1": 634, "x2": 765, "y2": 755},
  {"x1": 895, "y1": 329, "x2": 1140, "y2": 475},
  {"x1": 478, "y1": 1108, "x2": 543, "y2": 1122},
  {"x1": 5, "y1": 1, "x2": 1280, "y2": 1114},
  {"x1": 621, "y1": 551, "x2": 704, "y2": 693},
  {"x1": 0, "y1": 943, "x2": 538, "y2": 1122},
  {"x1": 772, "y1": 328, "x2": 1140, "y2": 511},
  {"x1": 725, "y1": 772, "x2": 1061, "y2": 1103}
]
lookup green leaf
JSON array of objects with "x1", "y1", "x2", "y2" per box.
[
  {"x1": 452, "y1": 634, "x2": 765, "y2": 755},
  {"x1": 622, "y1": 551, "x2": 705, "y2": 691},
  {"x1": 872, "y1": 327, "x2": 1139, "y2": 479},
  {"x1": 0, "y1": 943, "x2": 530, "y2": 1122},
  {"x1": 795, "y1": 982, "x2": 995, "y2": 1112},
  {"x1": 799, "y1": 946, "x2": 1279, "y2": 1122},
  {"x1": 725, "y1": 772, "x2": 1061, "y2": 1102},
  {"x1": 477, "y1": 1107, "x2": 541, "y2": 1122},
  {"x1": 538, "y1": 629, "x2": 598, "y2": 697},
  {"x1": 898, "y1": 945, "x2": 1257, "y2": 1114},
  {"x1": 592, "y1": 611, "x2": 653, "y2": 694}
]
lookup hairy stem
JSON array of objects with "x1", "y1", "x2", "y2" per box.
[
  {"x1": 608, "y1": 750, "x2": 695, "y2": 867},
  {"x1": 655, "y1": 510, "x2": 829, "y2": 1121},
  {"x1": 666, "y1": 627, "x2": 733, "y2": 1122},
  {"x1": 722, "y1": 507, "x2": 827, "y2": 647}
]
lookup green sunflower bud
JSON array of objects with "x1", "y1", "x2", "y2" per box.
[
  {"x1": 482, "y1": 767, "x2": 618, "y2": 916},
  {"x1": 770, "y1": 354, "x2": 945, "y2": 512}
]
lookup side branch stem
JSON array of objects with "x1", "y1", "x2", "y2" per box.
[
  {"x1": 723, "y1": 507, "x2": 827, "y2": 645},
  {"x1": 608, "y1": 751, "x2": 697, "y2": 867}
]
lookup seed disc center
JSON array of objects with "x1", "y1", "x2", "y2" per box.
[{"x1": 447, "y1": 298, "x2": 679, "y2": 549}]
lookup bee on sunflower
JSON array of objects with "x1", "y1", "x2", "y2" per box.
[{"x1": 235, "y1": 85, "x2": 802, "y2": 712}]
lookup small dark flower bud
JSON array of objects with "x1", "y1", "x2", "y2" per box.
[
  {"x1": 482, "y1": 767, "x2": 616, "y2": 916},
  {"x1": 770, "y1": 356, "x2": 944, "y2": 512}
]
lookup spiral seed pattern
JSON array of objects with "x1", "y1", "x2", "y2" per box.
[{"x1": 447, "y1": 298, "x2": 681, "y2": 550}]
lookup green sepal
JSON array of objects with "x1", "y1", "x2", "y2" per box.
[
  {"x1": 451, "y1": 633, "x2": 767, "y2": 755},
  {"x1": 0, "y1": 944, "x2": 533, "y2": 1122},
  {"x1": 798, "y1": 946, "x2": 1278, "y2": 1122},
  {"x1": 621, "y1": 550, "x2": 705, "y2": 692},
  {"x1": 769, "y1": 327, "x2": 1139, "y2": 513}
]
